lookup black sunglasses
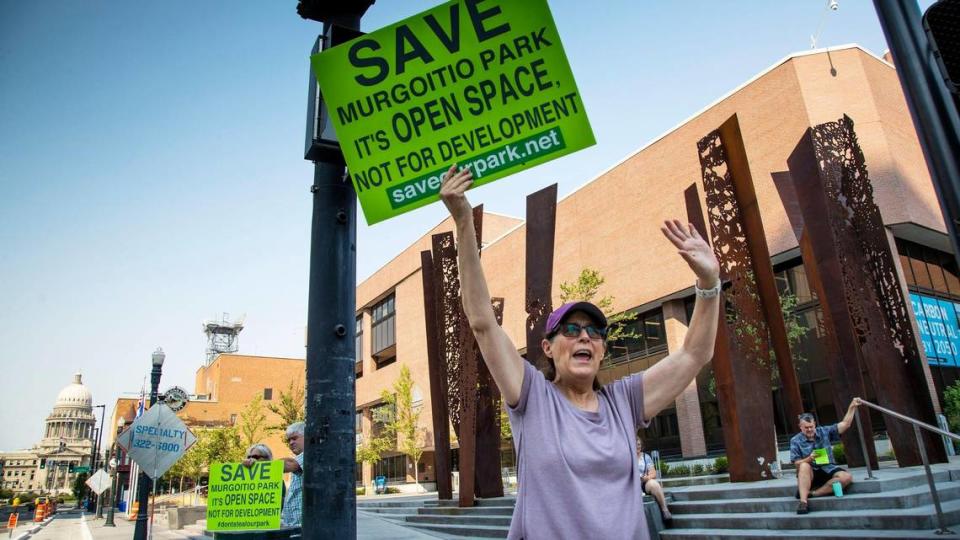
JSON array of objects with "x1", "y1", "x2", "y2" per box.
[
  {"x1": 246, "y1": 454, "x2": 268, "y2": 460},
  {"x1": 556, "y1": 322, "x2": 607, "y2": 340}
]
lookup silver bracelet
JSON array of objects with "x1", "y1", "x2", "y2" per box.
[{"x1": 695, "y1": 281, "x2": 722, "y2": 298}]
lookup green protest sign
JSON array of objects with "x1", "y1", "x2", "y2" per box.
[
  {"x1": 311, "y1": 0, "x2": 595, "y2": 224},
  {"x1": 206, "y1": 460, "x2": 283, "y2": 531},
  {"x1": 811, "y1": 448, "x2": 830, "y2": 465}
]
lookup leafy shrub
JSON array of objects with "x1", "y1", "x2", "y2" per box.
[
  {"x1": 692, "y1": 464, "x2": 705, "y2": 475},
  {"x1": 355, "y1": 487, "x2": 365, "y2": 495},
  {"x1": 713, "y1": 456, "x2": 729, "y2": 474},
  {"x1": 386, "y1": 487, "x2": 401, "y2": 494},
  {"x1": 659, "y1": 462, "x2": 670, "y2": 477},
  {"x1": 832, "y1": 443, "x2": 847, "y2": 465},
  {"x1": 667, "y1": 464, "x2": 691, "y2": 477}
]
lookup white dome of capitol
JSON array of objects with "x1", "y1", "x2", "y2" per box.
[{"x1": 55, "y1": 373, "x2": 93, "y2": 408}]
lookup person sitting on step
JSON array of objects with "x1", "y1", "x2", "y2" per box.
[
  {"x1": 637, "y1": 438, "x2": 672, "y2": 523},
  {"x1": 790, "y1": 398, "x2": 861, "y2": 514}
]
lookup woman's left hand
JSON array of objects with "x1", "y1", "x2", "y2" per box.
[{"x1": 661, "y1": 220, "x2": 720, "y2": 288}]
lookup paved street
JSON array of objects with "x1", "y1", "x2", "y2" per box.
[{"x1": 24, "y1": 509, "x2": 203, "y2": 540}]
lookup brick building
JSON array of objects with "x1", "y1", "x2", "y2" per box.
[{"x1": 350, "y1": 45, "x2": 957, "y2": 487}]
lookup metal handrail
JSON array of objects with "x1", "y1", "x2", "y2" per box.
[{"x1": 854, "y1": 399, "x2": 957, "y2": 535}]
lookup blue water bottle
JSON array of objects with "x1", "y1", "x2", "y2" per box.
[{"x1": 832, "y1": 481, "x2": 843, "y2": 497}]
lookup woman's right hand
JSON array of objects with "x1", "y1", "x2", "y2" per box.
[{"x1": 439, "y1": 164, "x2": 474, "y2": 221}]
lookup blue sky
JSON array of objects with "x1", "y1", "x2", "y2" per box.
[{"x1": 0, "y1": 0, "x2": 935, "y2": 450}]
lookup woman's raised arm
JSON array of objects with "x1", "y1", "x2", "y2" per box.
[
  {"x1": 642, "y1": 220, "x2": 721, "y2": 418},
  {"x1": 439, "y1": 165, "x2": 526, "y2": 406}
]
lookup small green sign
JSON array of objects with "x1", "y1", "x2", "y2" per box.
[
  {"x1": 311, "y1": 0, "x2": 595, "y2": 224},
  {"x1": 206, "y1": 460, "x2": 283, "y2": 531},
  {"x1": 811, "y1": 448, "x2": 830, "y2": 465},
  {"x1": 74, "y1": 466, "x2": 90, "y2": 474}
]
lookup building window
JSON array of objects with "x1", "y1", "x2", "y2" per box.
[
  {"x1": 230, "y1": 414, "x2": 237, "y2": 425},
  {"x1": 373, "y1": 454, "x2": 407, "y2": 482},
  {"x1": 371, "y1": 294, "x2": 396, "y2": 367},
  {"x1": 263, "y1": 388, "x2": 273, "y2": 401},
  {"x1": 606, "y1": 308, "x2": 668, "y2": 364},
  {"x1": 356, "y1": 316, "x2": 364, "y2": 379}
]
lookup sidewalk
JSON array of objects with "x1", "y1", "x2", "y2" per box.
[{"x1": 78, "y1": 509, "x2": 443, "y2": 539}]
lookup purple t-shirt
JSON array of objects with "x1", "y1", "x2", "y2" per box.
[{"x1": 506, "y1": 360, "x2": 650, "y2": 539}]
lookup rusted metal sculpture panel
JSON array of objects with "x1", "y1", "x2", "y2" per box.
[
  {"x1": 475, "y1": 298, "x2": 505, "y2": 498},
  {"x1": 432, "y1": 231, "x2": 464, "y2": 437},
  {"x1": 526, "y1": 184, "x2": 558, "y2": 370},
  {"x1": 696, "y1": 114, "x2": 794, "y2": 482},
  {"x1": 778, "y1": 159, "x2": 876, "y2": 469},
  {"x1": 429, "y1": 208, "x2": 503, "y2": 506},
  {"x1": 421, "y1": 249, "x2": 452, "y2": 499},
  {"x1": 789, "y1": 116, "x2": 945, "y2": 466}
]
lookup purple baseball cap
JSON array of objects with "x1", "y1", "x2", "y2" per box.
[{"x1": 544, "y1": 301, "x2": 607, "y2": 336}]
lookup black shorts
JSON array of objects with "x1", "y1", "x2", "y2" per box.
[{"x1": 808, "y1": 467, "x2": 845, "y2": 490}]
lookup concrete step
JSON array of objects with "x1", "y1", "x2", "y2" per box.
[
  {"x1": 358, "y1": 510, "x2": 411, "y2": 522},
  {"x1": 668, "y1": 498, "x2": 960, "y2": 531},
  {"x1": 670, "y1": 481, "x2": 960, "y2": 514},
  {"x1": 661, "y1": 474, "x2": 731, "y2": 488},
  {"x1": 357, "y1": 506, "x2": 422, "y2": 515},
  {"x1": 670, "y1": 470, "x2": 953, "y2": 501},
  {"x1": 659, "y1": 527, "x2": 959, "y2": 539},
  {"x1": 405, "y1": 521, "x2": 509, "y2": 538},
  {"x1": 418, "y1": 506, "x2": 515, "y2": 516},
  {"x1": 406, "y1": 514, "x2": 512, "y2": 527},
  {"x1": 425, "y1": 497, "x2": 516, "y2": 508},
  {"x1": 357, "y1": 498, "x2": 432, "y2": 508}
]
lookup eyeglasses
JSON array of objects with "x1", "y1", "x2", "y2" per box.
[
  {"x1": 246, "y1": 454, "x2": 267, "y2": 460},
  {"x1": 556, "y1": 322, "x2": 607, "y2": 340}
]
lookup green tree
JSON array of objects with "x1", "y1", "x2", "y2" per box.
[
  {"x1": 500, "y1": 403, "x2": 513, "y2": 441},
  {"x1": 203, "y1": 426, "x2": 244, "y2": 465},
  {"x1": 944, "y1": 380, "x2": 960, "y2": 433},
  {"x1": 380, "y1": 366, "x2": 426, "y2": 492},
  {"x1": 71, "y1": 472, "x2": 88, "y2": 501},
  {"x1": 559, "y1": 267, "x2": 640, "y2": 356},
  {"x1": 267, "y1": 381, "x2": 305, "y2": 432},
  {"x1": 164, "y1": 425, "x2": 243, "y2": 499},
  {"x1": 238, "y1": 394, "x2": 270, "y2": 448}
]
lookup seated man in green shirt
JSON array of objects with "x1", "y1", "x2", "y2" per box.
[{"x1": 790, "y1": 398, "x2": 861, "y2": 515}]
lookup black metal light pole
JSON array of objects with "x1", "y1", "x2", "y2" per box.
[
  {"x1": 873, "y1": 0, "x2": 960, "y2": 261},
  {"x1": 297, "y1": 1, "x2": 373, "y2": 537},
  {"x1": 104, "y1": 417, "x2": 125, "y2": 527},
  {"x1": 93, "y1": 404, "x2": 105, "y2": 517},
  {"x1": 133, "y1": 347, "x2": 164, "y2": 540}
]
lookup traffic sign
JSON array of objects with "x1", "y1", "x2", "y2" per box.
[
  {"x1": 84, "y1": 470, "x2": 111, "y2": 495},
  {"x1": 117, "y1": 403, "x2": 196, "y2": 480}
]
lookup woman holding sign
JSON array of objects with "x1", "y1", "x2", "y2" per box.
[
  {"x1": 439, "y1": 165, "x2": 722, "y2": 539},
  {"x1": 790, "y1": 398, "x2": 861, "y2": 514}
]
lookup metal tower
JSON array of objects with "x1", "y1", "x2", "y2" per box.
[{"x1": 203, "y1": 312, "x2": 244, "y2": 365}]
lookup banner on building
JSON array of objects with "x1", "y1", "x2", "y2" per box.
[
  {"x1": 910, "y1": 292, "x2": 960, "y2": 366},
  {"x1": 206, "y1": 460, "x2": 284, "y2": 531},
  {"x1": 311, "y1": 0, "x2": 595, "y2": 224}
]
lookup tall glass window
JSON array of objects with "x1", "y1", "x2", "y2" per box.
[
  {"x1": 606, "y1": 308, "x2": 668, "y2": 364},
  {"x1": 372, "y1": 294, "x2": 396, "y2": 367},
  {"x1": 355, "y1": 316, "x2": 364, "y2": 378}
]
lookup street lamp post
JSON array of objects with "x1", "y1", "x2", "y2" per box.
[
  {"x1": 93, "y1": 403, "x2": 105, "y2": 517},
  {"x1": 133, "y1": 347, "x2": 164, "y2": 540},
  {"x1": 104, "y1": 417, "x2": 125, "y2": 527},
  {"x1": 298, "y1": 2, "x2": 373, "y2": 537}
]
